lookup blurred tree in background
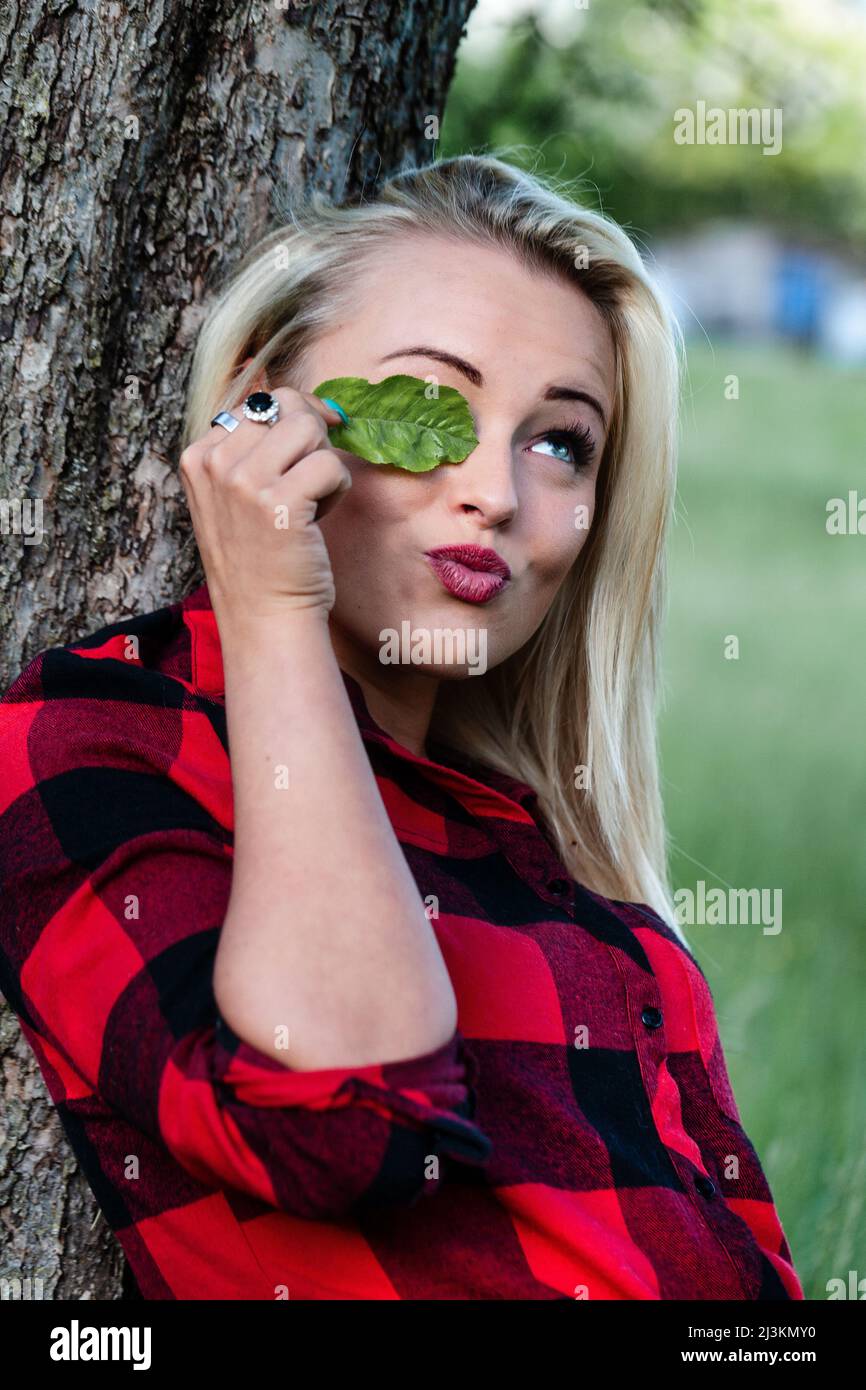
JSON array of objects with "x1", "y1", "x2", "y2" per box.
[{"x1": 442, "y1": 0, "x2": 866, "y2": 252}]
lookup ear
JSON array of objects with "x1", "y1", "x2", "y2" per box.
[{"x1": 234, "y1": 355, "x2": 269, "y2": 393}]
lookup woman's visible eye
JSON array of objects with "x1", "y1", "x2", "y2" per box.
[{"x1": 529, "y1": 419, "x2": 597, "y2": 471}]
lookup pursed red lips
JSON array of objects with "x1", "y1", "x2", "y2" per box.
[{"x1": 423, "y1": 544, "x2": 512, "y2": 605}]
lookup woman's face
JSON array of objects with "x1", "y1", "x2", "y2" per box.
[{"x1": 298, "y1": 234, "x2": 616, "y2": 680}]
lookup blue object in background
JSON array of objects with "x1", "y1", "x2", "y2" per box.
[{"x1": 775, "y1": 250, "x2": 824, "y2": 344}]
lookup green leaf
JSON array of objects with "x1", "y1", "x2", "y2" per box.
[{"x1": 313, "y1": 374, "x2": 479, "y2": 472}]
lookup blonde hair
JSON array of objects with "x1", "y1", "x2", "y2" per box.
[{"x1": 183, "y1": 154, "x2": 685, "y2": 940}]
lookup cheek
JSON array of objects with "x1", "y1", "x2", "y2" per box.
[
  {"x1": 342, "y1": 455, "x2": 420, "y2": 518},
  {"x1": 317, "y1": 464, "x2": 417, "y2": 565},
  {"x1": 528, "y1": 477, "x2": 596, "y2": 582}
]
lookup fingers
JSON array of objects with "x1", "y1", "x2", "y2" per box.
[
  {"x1": 223, "y1": 385, "x2": 343, "y2": 435},
  {"x1": 252, "y1": 449, "x2": 351, "y2": 524},
  {"x1": 228, "y1": 406, "x2": 328, "y2": 490},
  {"x1": 182, "y1": 386, "x2": 345, "y2": 491},
  {"x1": 298, "y1": 391, "x2": 345, "y2": 429},
  {"x1": 206, "y1": 385, "x2": 342, "y2": 456},
  {"x1": 178, "y1": 387, "x2": 350, "y2": 621},
  {"x1": 181, "y1": 436, "x2": 352, "y2": 530}
]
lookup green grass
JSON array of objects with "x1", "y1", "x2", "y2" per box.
[{"x1": 659, "y1": 339, "x2": 866, "y2": 1299}]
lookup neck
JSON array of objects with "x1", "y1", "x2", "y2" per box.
[{"x1": 327, "y1": 620, "x2": 440, "y2": 759}]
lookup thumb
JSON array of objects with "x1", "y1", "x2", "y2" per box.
[{"x1": 302, "y1": 391, "x2": 348, "y2": 430}]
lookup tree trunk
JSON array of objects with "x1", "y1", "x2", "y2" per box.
[{"x1": 0, "y1": 0, "x2": 476, "y2": 1300}]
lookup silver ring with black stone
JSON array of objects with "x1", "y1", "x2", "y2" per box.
[{"x1": 242, "y1": 391, "x2": 280, "y2": 427}]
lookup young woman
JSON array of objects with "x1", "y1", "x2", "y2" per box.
[{"x1": 0, "y1": 155, "x2": 803, "y2": 1300}]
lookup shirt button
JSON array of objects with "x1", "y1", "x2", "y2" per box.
[
  {"x1": 547, "y1": 877, "x2": 570, "y2": 896},
  {"x1": 695, "y1": 1175, "x2": 716, "y2": 1199},
  {"x1": 641, "y1": 1005, "x2": 663, "y2": 1029}
]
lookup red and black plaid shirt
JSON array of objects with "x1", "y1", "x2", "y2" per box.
[{"x1": 0, "y1": 582, "x2": 804, "y2": 1300}]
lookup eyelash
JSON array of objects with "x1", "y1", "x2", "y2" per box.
[{"x1": 531, "y1": 418, "x2": 597, "y2": 471}]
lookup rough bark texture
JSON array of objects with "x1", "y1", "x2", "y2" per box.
[{"x1": 0, "y1": 0, "x2": 476, "y2": 1300}]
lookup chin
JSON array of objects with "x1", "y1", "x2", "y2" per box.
[{"x1": 370, "y1": 601, "x2": 492, "y2": 673}]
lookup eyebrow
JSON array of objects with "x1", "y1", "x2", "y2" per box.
[{"x1": 377, "y1": 345, "x2": 609, "y2": 430}]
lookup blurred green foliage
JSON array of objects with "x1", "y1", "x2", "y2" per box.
[
  {"x1": 442, "y1": 0, "x2": 866, "y2": 250},
  {"x1": 661, "y1": 339, "x2": 866, "y2": 1299}
]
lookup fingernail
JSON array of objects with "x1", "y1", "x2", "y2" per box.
[{"x1": 320, "y1": 396, "x2": 350, "y2": 426}]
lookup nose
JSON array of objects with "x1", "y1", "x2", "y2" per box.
[{"x1": 446, "y1": 430, "x2": 518, "y2": 529}]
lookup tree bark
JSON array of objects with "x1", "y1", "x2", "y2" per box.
[{"x1": 0, "y1": 0, "x2": 476, "y2": 1300}]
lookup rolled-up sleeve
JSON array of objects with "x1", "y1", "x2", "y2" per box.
[
  {"x1": 164, "y1": 1006, "x2": 490, "y2": 1217},
  {"x1": 0, "y1": 651, "x2": 492, "y2": 1223}
]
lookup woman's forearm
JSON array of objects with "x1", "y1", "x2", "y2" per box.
[{"x1": 212, "y1": 608, "x2": 458, "y2": 1071}]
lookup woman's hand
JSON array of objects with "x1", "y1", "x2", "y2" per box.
[{"x1": 179, "y1": 386, "x2": 351, "y2": 626}]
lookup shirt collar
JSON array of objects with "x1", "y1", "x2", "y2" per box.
[{"x1": 183, "y1": 580, "x2": 541, "y2": 816}]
